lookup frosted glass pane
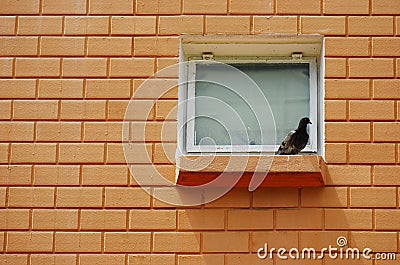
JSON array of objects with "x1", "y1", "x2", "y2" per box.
[{"x1": 194, "y1": 63, "x2": 310, "y2": 146}]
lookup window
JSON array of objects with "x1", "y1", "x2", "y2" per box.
[{"x1": 179, "y1": 35, "x2": 324, "y2": 156}]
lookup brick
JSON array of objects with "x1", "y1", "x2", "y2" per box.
[
  {"x1": 0, "y1": 37, "x2": 38, "y2": 56},
  {"x1": 349, "y1": 143, "x2": 395, "y2": 164},
  {"x1": 18, "y1": 16, "x2": 62, "y2": 35},
  {"x1": 326, "y1": 165, "x2": 371, "y2": 186},
  {"x1": 0, "y1": 16, "x2": 16, "y2": 35},
  {"x1": 7, "y1": 232, "x2": 53, "y2": 252},
  {"x1": 325, "y1": 100, "x2": 346, "y2": 120},
  {"x1": 55, "y1": 232, "x2": 101, "y2": 252},
  {"x1": 153, "y1": 232, "x2": 200, "y2": 252},
  {"x1": 350, "y1": 187, "x2": 397, "y2": 207},
  {"x1": 325, "y1": 143, "x2": 347, "y2": 163},
  {"x1": 0, "y1": 58, "x2": 13, "y2": 77},
  {"x1": 0, "y1": 255, "x2": 28, "y2": 264},
  {"x1": 349, "y1": 16, "x2": 393, "y2": 36},
  {"x1": 131, "y1": 121, "x2": 177, "y2": 142},
  {"x1": 227, "y1": 209, "x2": 273, "y2": 230},
  {"x1": 105, "y1": 187, "x2": 150, "y2": 208},
  {"x1": 299, "y1": 231, "x2": 346, "y2": 249},
  {"x1": 301, "y1": 187, "x2": 347, "y2": 207},
  {"x1": 154, "y1": 143, "x2": 176, "y2": 164},
  {"x1": 129, "y1": 164, "x2": 176, "y2": 185},
  {"x1": 253, "y1": 187, "x2": 298, "y2": 207},
  {"x1": 60, "y1": 100, "x2": 106, "y2": 120},
  {"x1": 277, "y1": 0, "x2": 320, "y2": 14},
  {"x1": 183, "y1": 0, "x2": 226, "y2": 14},
  {"x1": 301, "y1": 16, "x2": 345, "y2": 35},
  {"x1": 16, "y1": 58, "x2": 60, "y2": 77},
  {"x1": 204, "y1": 188, "x2": 250, "y2": 208},
  {"x1": 0, "y1": 79, "x2": 36, "y2": 98},
  {"x1": 1, "y1": 0, "x2": 40, "y2": 14},
  {"x1": 372, "y1": 0, "x2": 400, "y2": 14},
  {"x1": 156, "y1": 99, "x2": 178, "y2": 119},
  {"x1": 203, "y1": 232, "x2": 248, "y2": 252},
  {"x1": 0, "y1": 165, "x2": 31, "y2": 185},
  {"x1": 56, "y1": 187, "x2": 102, "y2": 208},
  {"x1": 373, "y1": 80, "x2": 400, "y2": 99},
  {"x1": 112, "y1": 16, "x2": 156, "y2": 35},
  {"x1": 129, "y1": 254, "x2": 175, "y2": 265},
  {"x1": 0, "y1": 209, "x2": 30, "y2": 229},
  {"x1": 0, "y1": 122, "x2": 34, "y2": 141},
  {"x1": 104, "y1": 232, "x2": 151, "y2": 252},
  {"x1": 38, "y1": 79, "x2": 83, "y2": 99},
  {"x1": 130, "y1": 209, "x2": 176, "y2": 230},
  {"x1": 11, "y1": 143, "x2": 56, "y2": 163},
  {"x1": 325, "y1": 37, "x2": 369, "y2": 57},
  {"x1": 107, "y1": 143, "x2": 153, "y2": 164},
  {"x1": 42, "y1": 0, "x2": 86, "y2": 14},
  {"x1": 253, "y1": 16, "x2": 298, "y2": 34},
  {"x1": 349, "y1": 100, "x2": 394, "y2": 120},
  {"x1": 65, "y1": 16, "x2": 109, "y2": 35},
  {"x1": 87, "y1": 37, "x2": 132, "y2": 56},
  {"x1": 8, "y1": 187, "x2": 54, "y2": 207},
  {"x1": 156, "y1": 58, "x2": 179, "y2": 78},
  {"x1": 108, "y1": 100, "x2": 130, "y2": 120},
  {"x1": 84, "y1": 122, "x2": 123, "y2": 142},
  {"x1": 325, "y1": 122, "x2": 370, "y2": 142},
  {"x1": 134, "y1": 37, "x2": 179, "y2": 56},
  {"x1": 325, "y1": 79, "x2": 370, "y2": 99},
  {"x1": 34, "y1": 165, "x2": 80, "y2": 186},
  {"x1": 324, "y1": 0, "x2": 369, "y2": 14},
  {"x1": 374, "y1": 165, "x2": 400, "y2": 185},
  {"x1": 324, "y1": 58, "x2": 345, "y2": 77},
  {"x1": 0, "y1": 144, "x2": 9, "y2": 163},
  {"x1": 62, "y1": 58, "x2": 107, "y2": 77},
  {"x1": 159, "y1": 16, "x2": 203, "y2": 35},
  {"x1": 0, "y1": 100, "x2": 11, "y2": 119},
  {"x1": 398, "y1": 58, "x2": 400, "y2": 77},
  {"x1": 179, "y1": 255, "x2": 225, "y2": 265},
  {"x1": 32, "y1": 209, "x2": 78, "y2": 230},
  {"x1": 110, "y1": 58, "x2": 155, "y2": 77},
  {"x1": 350, "y1": 232, "x2": 397, "y2": 252},
  {"x1": 30, "y1": 254, "x2": 76, "y2": 265},
  {"x1": 375, "y1": 210, "x2": 400, "y2": 230},
  {"x1": 82, "y1": 165, "x2": 127, "y2": 185},
  {"x1": 59, "y1": 143, "x2": 104, "y2": 163},
  {"x1": 152, "y1": 187, "x2": 203, "y2": 208},
  {"x1": 79, "y1": 255, "x2": 125, "y2": 265},
  {"x1": 374, "y1": 122, "x2": 400, "y2": 142},
  {"x1": 325, "y1": 209, "x2": 372, "y2": 230},
  {"x1": 14, "y1": 100, "x2": 58, "y2": 120},
  {"x1": 276, "y1": 209, "x2": 323, "y2": 229},
  {"x1": 225, "y1": 254, "x2": 270, "y2": 265},
  {"x1": 41, "y1": 37, "x2": 85, "y2": 56},
  {"x1": 349, "y1": 58, "x2": 394, "y2": 78},
  {"x1": 124, "y1": 100, "x2": 155, "y2": 120},
  {"x1": 373, "y1": 37, "x2": 400, "y2": 56},
  {"x1": 206, "y1": 16, "x2": 250, "y2": 34},
  {"x1": 178, "y1": 209, "x2": 224, "y2": 230},
  {"x1": 0, "y1": 188, "x2": 5, "y2": 207},
  {"x1": 37, "y1": 122, "x2": 81, "y2": 142},
  {"x1": 80, "y1": 210, "x2": 126, "y2": 230},
  {"x1": 86, "y1": 79, "x2": 131, "y2": 99},
  {"x1": 252, "y1": 231, "x2": 298, "y2": 251},
  {"x1": 134, "y1": 79, "x2": 178, "y2": 98},
  {"x1": 137, "y1": 0, "x2": 180, "y2": 14},
  {"x1": 89, "y1": 0, "x2": 133, "y2": 14},
  {"x1": 229, "y1": 0, "x2": 273, "y2": 14}
]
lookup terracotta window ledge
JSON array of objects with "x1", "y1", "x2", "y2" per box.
[{"x1": 177, "y1": 155, "x2": 327, "y2": 188}]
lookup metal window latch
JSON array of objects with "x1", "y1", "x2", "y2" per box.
[
  {"x1": 202, "y1": 52, "x2": 214, "y2": 60},
  {"x1": 291, "y1": 52, "x2": 303, "y2": 60}
]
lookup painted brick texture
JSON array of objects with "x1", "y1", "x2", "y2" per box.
[{"x1": 0, "y1": 0, "x2": 399, "y2": 263}]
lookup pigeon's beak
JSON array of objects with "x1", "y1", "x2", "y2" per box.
[{"x1": 309, "y1": 121, "x2": 312, "y2": 124}]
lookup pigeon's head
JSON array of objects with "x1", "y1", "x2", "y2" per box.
[{"x1": 299, "y1": 117, "x2": 312, "y2": 127}]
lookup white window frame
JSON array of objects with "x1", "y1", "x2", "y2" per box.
[{"x1": 185, "y1": 56, "x2": 318, "y2": 153}]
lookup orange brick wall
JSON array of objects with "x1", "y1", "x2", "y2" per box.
[{"x1": 1, "y1": 0, "x2": 400, "y2": 264}]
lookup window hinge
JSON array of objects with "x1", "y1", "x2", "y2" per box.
[
  {"x1": 202, "y1": 52, "x2": 214, "y2": 60},
  {"x1": 291, "y1": 52, "x2": 303, "y2": 60}
]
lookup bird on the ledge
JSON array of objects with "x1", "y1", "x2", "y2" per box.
[{"x1": 276, "y1": 117, "x2": 312, "y2": 155}]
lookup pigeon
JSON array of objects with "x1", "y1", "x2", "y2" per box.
[{"x1": 276, "y1": 117, "x2": 312, "y2": 155}]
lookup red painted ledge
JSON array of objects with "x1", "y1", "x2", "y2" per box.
[{"x1": 177, "y1": 155, "x2": 327, "y2": 188}]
